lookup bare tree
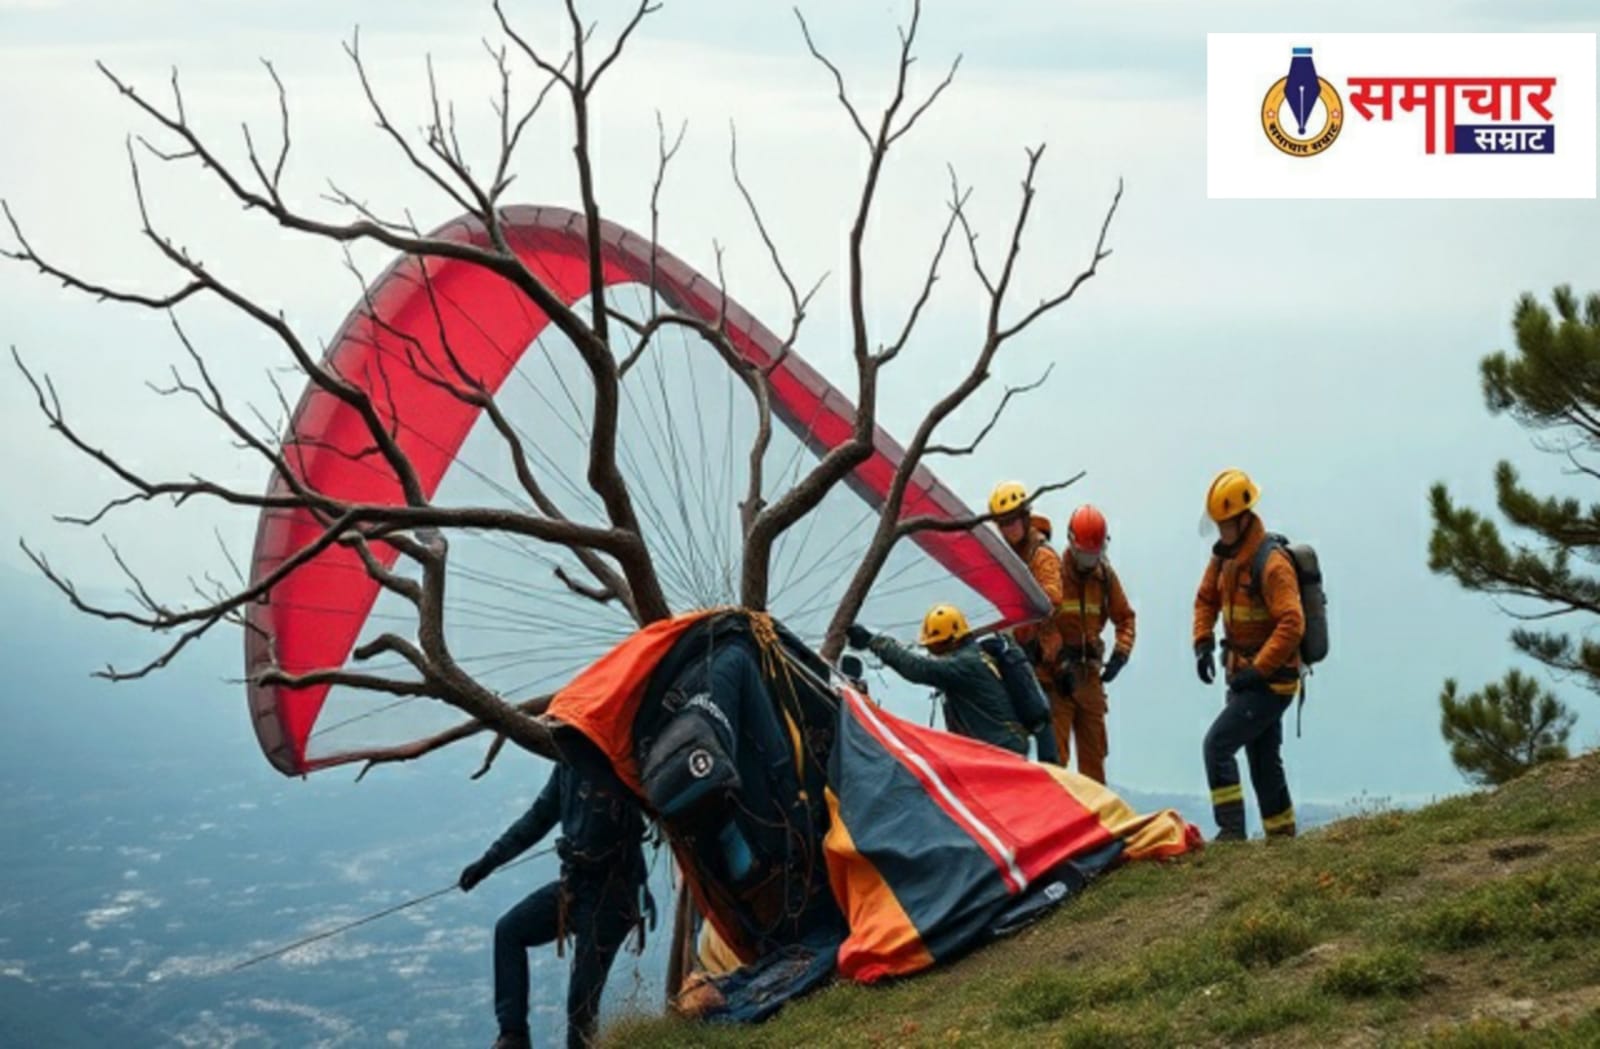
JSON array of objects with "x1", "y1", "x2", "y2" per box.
[{"x1": 4, "y1": 0, "x2": 1115, "y2": 778}]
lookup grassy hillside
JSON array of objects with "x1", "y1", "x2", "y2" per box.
[{"x1": 610, "y1": 751, "x2": 1600, "y2": 1047}]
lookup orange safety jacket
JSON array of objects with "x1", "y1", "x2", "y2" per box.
[
  {"x1": 1055, "y1": 558, "x2": 1135, "y2": 663},
  {"x1": 1192, "y1": 516, "x2": 1305, "y2": 697},
  {"x1": 1011, "y1": 516, "x2": 1063, "y2": 669}
]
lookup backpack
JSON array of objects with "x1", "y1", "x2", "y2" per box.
[
  {"x1": 977, "y1": 634, "x2": 1052, "y2": 735},
  {"x1": 1248, "y1": 534, "x2": 1329, "y2": 665}
]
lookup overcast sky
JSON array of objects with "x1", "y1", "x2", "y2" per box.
[{"x1": 3, "y1": 1, "x2": 1598, "y2": 805}]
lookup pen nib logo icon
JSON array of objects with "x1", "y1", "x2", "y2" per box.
[
  {"x1": 1287, "y1": 47, "x2": 1322, "y2": 134},
  {"x1": 1261, "y1": 46, "x2": 1344, "y2": 157}
]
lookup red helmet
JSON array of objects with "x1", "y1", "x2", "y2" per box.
[{"x1": 1068, "y1": 504, "x2": 1108, "y2": 555}]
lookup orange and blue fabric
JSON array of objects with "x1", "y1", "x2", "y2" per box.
[{"x1": 824, "y1": 685, "x2": 1197, "y2": 982}]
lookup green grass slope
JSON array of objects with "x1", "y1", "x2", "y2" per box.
[{"x1": 610, "y1": 751, "x2": 1600, "y2": 1047}]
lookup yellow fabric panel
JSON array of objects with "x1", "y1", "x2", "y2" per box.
[
  {"x1": 695, "y1": 916, "x2": 744, "y2": 976},
  {"x1": 1042, "y1": 765, "x2": 1196, "y2": 861},
  {"x1": 823, "y1": 787, "x2": 934, "y2": 978}
]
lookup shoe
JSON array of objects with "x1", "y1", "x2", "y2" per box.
[
  {"x1": 492, "y1": 1032, "x2": 532, "y2": 1049},
  {"x1": 1211, "y1": 829, "x2": 1247, "y2": 843}
]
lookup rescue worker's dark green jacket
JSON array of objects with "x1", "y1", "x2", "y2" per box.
[
  {"x1": 481, "y1": 740, "x2": 646, "y2": 887},
  {"x1": 865, "y1": 633, "x2": 1029, "y2": 755}
]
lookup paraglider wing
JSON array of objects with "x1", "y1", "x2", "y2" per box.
[{"x1": 245, "y1": 206, "x2": 1049, "y2": 776}]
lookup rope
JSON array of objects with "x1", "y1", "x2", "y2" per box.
[{"x1": 222, "y1": 845, "x2": 557, "y2": 974}]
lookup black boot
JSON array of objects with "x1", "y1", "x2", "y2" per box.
[
  {"x1": 492, "y1": 1032, "x2": 532, "y2": 1049},
  {"x1": 1211, "y1": 828, "x2": 1246, "y2": 843}
]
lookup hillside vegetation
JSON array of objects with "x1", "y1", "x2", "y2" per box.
[{"x1": 611, "y1": 751, "x2": 1600, "y2": 1047}]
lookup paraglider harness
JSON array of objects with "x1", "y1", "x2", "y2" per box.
[
  {"x1": 549, "y1": 836, "x2": 658, "y2": 957},
  {"x1": 633, "y1": 613, "x2": 839, "y2": 950}
]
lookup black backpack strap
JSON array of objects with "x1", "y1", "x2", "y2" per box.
[{"x1": 1249, "y1": 534, "x2": 1289, "y2": 601}]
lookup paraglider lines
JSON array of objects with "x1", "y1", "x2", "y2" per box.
[{"x1": 224, "y1": 844, "x2": 558, "y2": 974}]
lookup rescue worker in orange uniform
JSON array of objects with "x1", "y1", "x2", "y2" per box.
[
  {"x1": 1051, "y1": 504, "x2": 1135, "y2": 784},
  {"x1": 1193, "y1": 469, "x2": 1304, "y2": 841},
  {"x1": 989, "y1": 482, "x2": 1064, "y2": 741}
]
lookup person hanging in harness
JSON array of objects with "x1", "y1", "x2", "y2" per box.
[
  {"x1": 846, "y1": 604, "x2": 1052, "y2": 758},
  {"x1": 458, "y1": 732, "x2": 651, "y2": 1049},
  {"x1": 988, "y1": 481, "x2": 1066, "y2": 728},
  {"x1": 1051, "y1": 504, "x2": 1136, "y2": 784},
  {"x1": 1192, "y1": 468, "x2": 1304, "y2": 842}
]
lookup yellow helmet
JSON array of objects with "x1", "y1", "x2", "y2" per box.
[
  {"x1": 918, "y1": 603, "x2": 971, "y2": 647},
  {"x1": 988, "y1": 481, "x2": 1029, "y2": 518},
  {"x1": 1205, "y1": 468, "x2": 1261, "y2": 523}
]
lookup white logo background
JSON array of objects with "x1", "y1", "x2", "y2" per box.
[{"x1": 1208, "y1": 33, "x2": 1596, "y2": 199}]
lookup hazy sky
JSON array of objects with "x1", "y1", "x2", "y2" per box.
[{"x1": 2, "y1": 1, "x2": 1598, "y2": 806}]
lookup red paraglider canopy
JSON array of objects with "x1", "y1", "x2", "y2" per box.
[{"x1": 245, "y1": 206, "x2": 1050, "y2": 776}]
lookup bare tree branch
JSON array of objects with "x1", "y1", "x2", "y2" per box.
[
  {"x1": 494, "y1": 0, "x2": 574, "y2": 89},
  {"x1": 741, "y1": 0, "x2": 962, "y2": 609},
  {"x1": 471, "y1": 732, "x2": 512, "y2": 780},
  {"x1": 587, "y1": 0, "x2": 663, "y2": 90},
  {"x1": 888, "y1": 53, "x2": 962, "y2": 145},
  {"x1": 794, "y1": 7, "x2": 871, "y2": 146},
  {"x1": 998, "y1": 176, "x2": 1122, "y2": 341},
  {"x1": 554, "y1": 565, "x2": 619, "y2": 604},
  {"x1": 99, "y1": 59, "x2": 662, "y2": 591},
  {"x1": 342, "y1": 29, "x2": 479, "y2": 217},
  {"x1": 641, "y1": 108, "x2": 687, "y2": 328},
  {"x1": 258, "y1": 665, "x2": 437, "y2": 697},
  {"x1": 241, "y1": 59, "x2": 292, "y2": 198},
  {"x1": 350, "y1": 696, "x2": 553, "y2": 780},
  {"x1": 878, "y1": 181, "x2": 966, "y2": 365},
  {"x1": 895, "y1": 474, "x2": 1084, "y2": 537},
  {"x1": 926, "y1": 364, "x2": 1054, "y2": 457},
  {"x1": 729, "y1": 121, "x2": 825, "y2": 360},
  {"x1": 2, "y1": 200, "x2": 205, "y2": 308},
  {"x1": 819, "y1": 146, "x2": 1120, "y2": 659},
  {"x1": 13, "y1": 347, "x2": 320, "y2": 527}
]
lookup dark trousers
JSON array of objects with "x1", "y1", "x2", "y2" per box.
[
  {"x1": 1202, "y1": 685, "x2": 1296, "y2": 839},
  {"x1": 494, "y1": 877, "x2": 637, "y2": 1048}
]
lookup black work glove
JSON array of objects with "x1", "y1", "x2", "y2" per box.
[
  {"x1": 458, "y1": 856, "x2": 495, "y2": 893},
  {"x1": 1053, "y1": 659, "x2": 1076, "y2": 696},
  {"x1": 845, "y1": 624, "x2": 873, "y2": 650},
  {"x1": 1230, "y1": 664, "x2": 1266, "y2": 693},
  {"x1": 1195, "y1": 640, "x2": 1216, "y2": 685},
  {"x1": 1100, "y1": 650, "x2": 1129, "y2": 685},
  {"x1": 1021, "y1": 638, "x2": 1043, "y2": 665}
]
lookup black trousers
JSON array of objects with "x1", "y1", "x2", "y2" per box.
[
  {"x1": 1202, "y1": 685, "x2": 1296, "y2": 838},
  {"x1": 493, "y1": 876, "x2": 637, "y2": 1048}
]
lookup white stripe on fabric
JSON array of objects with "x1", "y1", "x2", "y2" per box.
[{"x1": 847, "y1": 690, "x2": 1028, "y2": 893}]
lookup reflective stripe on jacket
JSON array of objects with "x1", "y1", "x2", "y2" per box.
[
  {"x1": 1055, "y1": 558, "x2": 1136, "y2": 662},
  {"x1": 1192, "y1": 516, "x2": 1305, "y2": 696}
]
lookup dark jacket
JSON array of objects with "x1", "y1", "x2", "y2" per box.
[
  {"x1": 867, "y1": 634, "x2": 1029, "y2": 755},
  {"x1": 483, "y1": 741, "x2": 646, "y2": 887}
]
